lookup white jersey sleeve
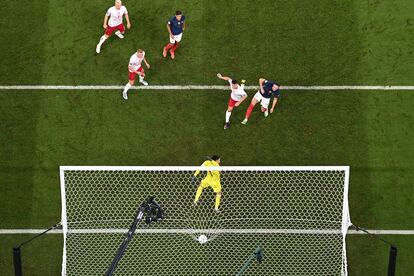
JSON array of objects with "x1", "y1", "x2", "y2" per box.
[{"x1": 106, "y1": 7, "x2": 112, "y2": 16}]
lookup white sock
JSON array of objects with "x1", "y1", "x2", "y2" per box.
[
  {"x1": 139, "y1": 76, "x2": 144, "y2": 82},
  {"x1": 225, "y1": 111, "x2": 231, "y2": 123},
  {"x1": 123, "y1": 83, "x2": 131, "y2": 93},
  {"x1": 99, "y1": 35, "x2": 107, "y2": 44}
]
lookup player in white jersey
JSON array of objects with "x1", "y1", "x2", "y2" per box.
[
  {"x1": 122, "y1": 49, "x2": 150, "y2": 100},
  {"x1": 217, "y1": 73, "x2": 248, "y2": 129},
  {"x1": 96, "y1": 0, "x2": 131, "y2": 54}
]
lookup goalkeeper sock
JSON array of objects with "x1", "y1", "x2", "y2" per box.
[
  {"x1": 245, "y1": 103, "x2": 255, "y2": 119},
  {"x1": 123, "y1": 83, "x2": 131, "y2": 93},
  {"x1": 215, "y1": 193, "x2": 221, "y2": 210},
  {"x1": 194, "y1": 186, "x2": 203, "y2": 203},
  {"x1": 225, "y1": 111, "x2": 231, "y2": 123}
]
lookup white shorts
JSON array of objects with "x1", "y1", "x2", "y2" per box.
[
  {"x1": 253, "y1": 91, "x2": 270, "y2": 109},
  {"x1": 170, "y1": 33, "x2": 183, "y2": 43}
]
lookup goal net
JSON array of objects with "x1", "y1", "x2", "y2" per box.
[{"x1": 60, "y1": 166, "x2": 351, "y2": 275}]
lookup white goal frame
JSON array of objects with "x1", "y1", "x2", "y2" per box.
[{"x1": 60, "y1": 166, "x2": 351, "y2": 276}]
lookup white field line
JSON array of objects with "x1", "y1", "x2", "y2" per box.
[
  {"x1": 1, "y1": 229, "x2": 414, "y2": 235},
  {"x1": 0, "y1": 85, "x2": 414, "y2": 91}
]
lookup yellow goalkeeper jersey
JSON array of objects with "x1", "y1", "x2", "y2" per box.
[{"x1": 194, "y1": 160, "x2": 220, "y2": 183}]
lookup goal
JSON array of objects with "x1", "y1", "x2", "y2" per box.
[{"x1": 60, "y1": 166, "x2": 351, "y2": 275}]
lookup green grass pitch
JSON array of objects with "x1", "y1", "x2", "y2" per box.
[{"x1": 0, "y1": 0, "x2": 414, "y2": 275}]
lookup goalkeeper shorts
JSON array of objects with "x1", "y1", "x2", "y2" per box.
[{"x1": 200, "y1": 179, "x2": 222, "y2": 193}]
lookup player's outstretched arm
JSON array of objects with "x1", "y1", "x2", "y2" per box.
[
  {"x1": 259, "y1": 78, "x2": 265, "y2": 93},
  {"x1": 217, "y1": 73, "x2": 231, "y2": 81},
  {"x1": 193, "y1": 164, "x2": 202, "y2": 177},
  {"x1": 103, "y1": 14, "x2": 109, "y2": 29},
  {"x1": 194, "y1": 160, "x2": 209, "y2": 177},
  {"x1": 143, "y1": 57, "x2": 150, "y2": 69},
  {"x1": 125, "y1": 13, "x2": 131, "y2": 29},
  {"x1": 166, "y1": 23, "x2": 174, "y2": 39}
]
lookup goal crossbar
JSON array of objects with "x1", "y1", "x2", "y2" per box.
[{"x1": 60, "y1": 165, "x2": 349, "y2": 171}]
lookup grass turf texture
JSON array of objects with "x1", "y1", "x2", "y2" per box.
[{"x1": 0, "y1": 0, "x2": 413, "y2": 275}]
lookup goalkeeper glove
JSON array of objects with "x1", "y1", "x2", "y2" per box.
[{"x1": 241, "y1": 79, "x2": 246, "y2": 84}]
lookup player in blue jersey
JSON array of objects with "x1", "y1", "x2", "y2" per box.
[
  {"x1": 162, "y1": 10, "x2": 186, "y2": 59},
  {"x1": 242, "y1": 78, "x2": 280, "y2": 124}
]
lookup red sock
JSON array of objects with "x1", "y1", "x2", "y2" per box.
[
  {"x1": 245, "y1": 104, "x2": 255, "y2": 119},
  {"x1": 164, "y1": 43, "x2": 174, "y2": 51},
  {"x1": 171, "y1": 43, "x2": 180, "y2": 53}
]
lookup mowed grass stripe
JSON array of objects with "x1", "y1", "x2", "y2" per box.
[{"x1": 1, "y1": 91, "x2": 413, "y2": 229}]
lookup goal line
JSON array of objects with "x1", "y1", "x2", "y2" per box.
[
  {"x1": 1, "y1": 228, "x2": 414, "y2": 235},
  {"x1": 0, "y1": 85, "x2": 414, "y2": 91}
]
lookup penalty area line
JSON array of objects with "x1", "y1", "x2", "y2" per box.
[
  {"x1": 1, "y1": 229, "x2": 414, "y2": 235},
  {"x1": 0, "y1": 85, "x2": 414, "y2": 91}
]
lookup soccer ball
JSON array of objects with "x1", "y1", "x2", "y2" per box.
[{"x1": 198, "y1": 234, "x2": 208, "y2": 244}]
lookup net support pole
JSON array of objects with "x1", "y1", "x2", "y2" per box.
[
  {"x1": 236, "y1": 247, "x2": 263, "y2": 276},
  {"x1": 352, "y1": 225, "x2": 397, "y2": 276},
  {"x1": 387, "y1": 245, "x2": 397, "y2": 276},
  {"x1": 12, "y1": 223, "x2": 61, "y2": 276},
  {"x1": 13, "y1": 247, "x2": 22, "y2": 276}
]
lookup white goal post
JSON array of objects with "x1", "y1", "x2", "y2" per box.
[{"x1": 60, "y1": 166, "x2": 351, "y2": 275}]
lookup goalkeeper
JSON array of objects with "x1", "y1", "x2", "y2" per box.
[{"x1": 193, "y1": 155, "x2": 222, "y2": 212}]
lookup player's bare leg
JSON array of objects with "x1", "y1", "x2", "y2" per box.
[
  {"x1": 224, "y1": 106, "x2": 234, "y2": 130},
  {"x1": 96, "y1": 34, "x2": 109, "y2": 54},
  {"x1": 123, "y1": 79, "x2": 134, "y2": 100},
  {"x1": 242, "y1": 97, "x2": 259, "y2": 124}
]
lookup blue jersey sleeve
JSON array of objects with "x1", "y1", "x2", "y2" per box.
[{"x1": 273, "y1": 89, "x2": 280, "y2": 98}]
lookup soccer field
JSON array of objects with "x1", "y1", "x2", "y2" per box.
[{"x1": 1, "y1": 0, "x2": 414, "y2": 275}]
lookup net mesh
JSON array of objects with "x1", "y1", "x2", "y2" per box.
[{"x1": 61, "y1": 167, "x2": 351, "y2": 276}]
